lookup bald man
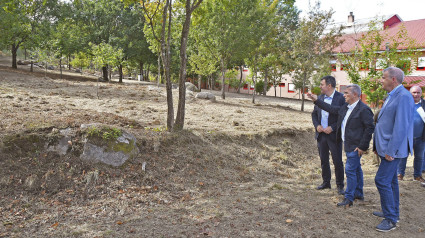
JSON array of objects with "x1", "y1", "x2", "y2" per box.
[{"x1": 397, "y1": 86, "x2": 425, "y2": 183}]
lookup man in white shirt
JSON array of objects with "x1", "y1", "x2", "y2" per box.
[{"x1": 308, "y1": 84, "x2": 374, "y2": 206}]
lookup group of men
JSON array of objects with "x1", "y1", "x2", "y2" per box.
[{"x1": 307, "y1": 67, "x2": 425, "y2": 232}]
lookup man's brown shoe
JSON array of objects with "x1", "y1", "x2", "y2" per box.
[
  {"x1": 414, "y1": 176, "x2": 425, "y2": 183},
  {"x1": 397, "y1": 174, "x2": 403, "y2": 181}
]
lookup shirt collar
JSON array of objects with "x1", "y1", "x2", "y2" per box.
[
  {"x1": 347, "y1": 99, "x2": 360, "y2": 109},
  {"x1": 388, "y1": 84, "x2": 403, "y2": 96},
  {"x1": 325, "y1": 89, "x2": 336, "y2": 99}
]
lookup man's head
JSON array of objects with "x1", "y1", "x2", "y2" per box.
[
  {"x1": 344, "y1": 84, "x2": 361, "y2": 105},
  {"x1": 320, "y1": 76, "x2": 336, "y2": 96},
  {"x1": 382, "y1": 67, "x2": 404, "y2": 92},
  {"x1": 410, "y1": 86, "x2": 422, "y2": 103}
]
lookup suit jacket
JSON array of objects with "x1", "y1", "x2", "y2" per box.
[
  {"x1": 311, "y1": 90, "x2": 345, "y2": 140},
  {"x1": 314, "y1": 99, "x2": 375, "y2": 152},
  {"x1": 374, "y1": 85, "x2": 414, "y2": 158}
]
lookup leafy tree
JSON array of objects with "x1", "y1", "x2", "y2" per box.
[
  {"x1": 0, "y1": 0, "x2": 58, "y2": 69},
  {"x1": 289, "y1": 3, "x2": 342, "y2": 111},
  {"x1": 194, "y1": 0, "x2": 268, "y2": 99},
  {"x1": 338, "y1": 21, "x2": 420, "y2": 108}
]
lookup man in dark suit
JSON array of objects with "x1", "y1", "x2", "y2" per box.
[
  {"x1": 308, "y1": 84, "x2": 375, "y2": 206},
  {"x1": 373, "y1": 67, "x2": 414, "y2": 232},
  {"x1": 397, "y1": 86, "x2": 425, "y2": 183},
  {"x1": 311, "y1": 76, "x2": 345, "y2": 194}
]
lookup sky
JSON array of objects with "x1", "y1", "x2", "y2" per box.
[{"x1": 294, "y1": 0, "x2": 425, "y2": 23}]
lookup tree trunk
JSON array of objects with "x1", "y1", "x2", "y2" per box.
[
  {"x1": 145, "y1": 64, "x2": 150, "y2": 81},
  {"x1": 108, "y1": 65, "x2": 112, "y2": 81},
  {"x1": 274, "y1": 86, "x2": 276, "y2": 97},
  {"x1": 30, "y1": 61, "x2": 33, "y2": 72},
  {"x1": 198, "y1": 74, "x2": 201, "y2": 92},
  {"x1": 139, "y1": 61, "x2": 144, "y2": 81},
  {"x1": 175, "y1": 0, "x2": 195, "y2": 131},
  {"x1": 220, "y1": 57, "x2": 226, "y2": 99},
  {"x1": 119, "y1": 64, "x2": 123, "y2": 83},
  {"x1": 59, "y1": 57, "x2": 63, "y2": 79},
  {"x1": 160, "y1": 0, "x2": 174, "y2": 131},
  {"x1": 24, "y1": 48, "x2": 27, "y2": 60},
  {"x1": 237, "y1": 64, "x2": 243, "y2": 93},
  {"x1": 157, "y1": 53, "x2": 161, "y2": 86},
  {"x1": 252, "y1": 69, "x2": 256, "y2": 104},
  {"x1": 301, "y1": 73, "x2": 306, "y2": 111},
  {"x1": 102, "y1": 66, "x2": 108, "y2": 81},
  {"x1": 68, "y1": 54, "x2": 71, "y2": 70},
  {"x1": 263, "y1": 68, "x2": 268, "y2": 96},
  {"x1": 12, "y1": 44, "x2": 18, "y2": 69}
]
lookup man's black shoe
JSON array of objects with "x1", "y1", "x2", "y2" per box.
[
  {"x1": 337, "y1": 198, "x2": 353, "y2": 207},
  {"x1": 354, "y1": 196, "x2": 364, "y2": 201},
  {"x1": 316, "y1": 183, "x2": 331, "y2": 190},
  {"x1": 337, "y1": 186, "x2": 345, "y2": 195}
]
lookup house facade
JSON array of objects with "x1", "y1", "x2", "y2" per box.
[{"x1": 223, "y1": 13, "x2": 425, "y2": 99}]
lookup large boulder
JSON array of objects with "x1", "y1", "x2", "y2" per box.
[
  {"x1": 80, "y1": 124, "x2": 139, "y2": 167},
  {"x1": 185, "y1": 82, "x2": 199, "y2": 92},
  {"x1": 195, "y1": 92, "x2": 216, "y2": 101}
]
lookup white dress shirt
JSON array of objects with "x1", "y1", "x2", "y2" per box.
[
  {"x1": 321, "y1": 89, "x2": 336, "y2": 128},
  {"x1": 342, "y1": 100, "x2": 360, "y2": 142}
]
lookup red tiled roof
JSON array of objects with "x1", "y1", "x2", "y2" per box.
[
  {"x1": 335, "y1": 18, "x2": 425, "y2": 53},
  {"x1": 404, "y1": 76, "x2": 425, "y2": 87}
]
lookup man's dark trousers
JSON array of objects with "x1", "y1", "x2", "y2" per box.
[{"x1": 317, "y1": 133, "x2": 344, "y2": 187}]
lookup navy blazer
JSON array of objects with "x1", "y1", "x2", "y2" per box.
[
  {"x1": 374, "y1": 85, "x2": 414, "y2": 158},
  {"x1": 314, "y1": 99, "x2": 375, "y2": 152},
  {"x1": 311, "y1": 90, "x2": 345, "y2": 140}
]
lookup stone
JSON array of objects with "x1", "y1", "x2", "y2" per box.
[
  {"x1": 75, "y1": 68, "x2": 81, "y2": 73},
  {"x1": 47, "y1": 65, "x2": 55, "y2": 70},
  {"x1": 195, "y1": 92, "x2": 216, "y2": 101},
  {"x1": 185, "y1": 82, "x2": 199, "y2": 92},
  {"x1": 80, "y1": 127, "x2": 139, "y2": 167},
  {"x1": 47, "y1": 128, "x2": 75, "y2": 155}
]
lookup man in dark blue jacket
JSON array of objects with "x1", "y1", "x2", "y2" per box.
[
  {"x1": 308, "y1": 84, "x2": 375, "y2": 206},
  {"x1": 311, "y1": 76, "x2": 345, "y2": 194},
  {"x1": 398, "y1": 86, "x2": 425, "y2": 183}
]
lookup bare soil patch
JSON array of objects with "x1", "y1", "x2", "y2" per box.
[{"x1": 0, "y1": 58, "x2": 424, "y2": 237}]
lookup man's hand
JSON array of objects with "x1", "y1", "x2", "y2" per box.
[
  {"x1": 354, "y1": 147, "x2": 365, "y2": 157},
  {"x1": 323, "y1": 126, "x2": 333, "y2": 134},
  {"x1": 307, "y1": 92, "x2": 318, "y2": 102},
  {"x1": 384, "y1": 154, "x2": 394, "y2": 161},
  {"x1": 316, "y1": 125, "x2": 324, "y2": 133}
]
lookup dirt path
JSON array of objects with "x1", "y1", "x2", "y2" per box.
[{"x1": 0, "y1": 59, "x2": 424, "y2": 237}]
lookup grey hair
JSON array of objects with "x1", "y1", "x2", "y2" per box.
[
  {"x1": 384, "y1": 67, "x2": 404, "y2": 84},
  {"x1": 346, "y1": 84, "x2": 361, "y2": 97},
  {"x1": 410, "y1": 85, "x2": 422, "y2": 93}
]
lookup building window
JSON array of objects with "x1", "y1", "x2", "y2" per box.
[
  {"x1": 279, "y1": 83, "x2": 285, "y2": 87},
  {"x1": 243, "y1": 84, "x2": 248, "y2": 89},
  {"x1": 329, "y1": 60, "x2": 337, "y2": 71},
  {"x1": 375, "y1": 58, "x2": 386, "y2": 71},
  {"x1": 417, "y1": 57, "x2": 425, "y2": 70},
  {"x1": 288, "y1": 83, "x2": 295, "y2": 93}
]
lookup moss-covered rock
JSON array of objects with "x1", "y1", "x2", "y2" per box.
[{"x1": 80, "y1": 124, "x2": 139, "y2": 167}]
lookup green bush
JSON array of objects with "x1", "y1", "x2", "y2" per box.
[
  {"x1": 311, "y1": 87, "x2": 321, "y2": 95},
  {"x1": 255, "y1": 80, "x2": 271, "y2": 95}
]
